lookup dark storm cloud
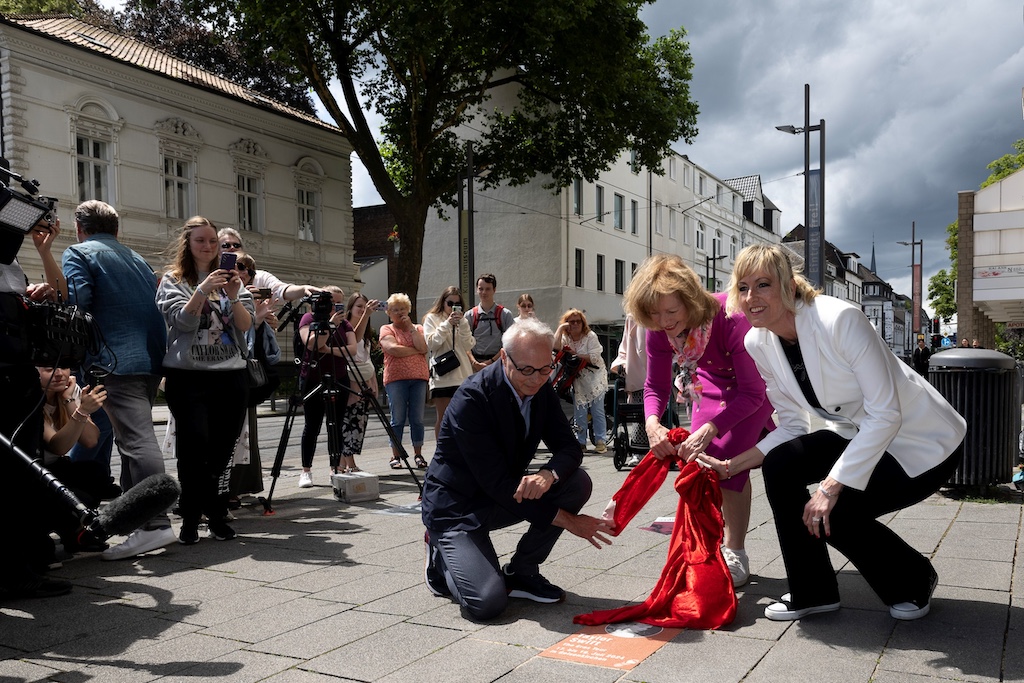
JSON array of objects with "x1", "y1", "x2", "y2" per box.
[{"x1": 642, "y1": 0, "x2": 1024, "y2": 307}]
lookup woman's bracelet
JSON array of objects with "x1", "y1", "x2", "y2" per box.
[
  {"x1": 228, "y1": 296, "x2": 240, "y2": 304},
  {"x1": 724, "y1": 459, "x2": 731, "y2": 479},
  {"x1": 818, "y1": 482, "x2": 836, "y2": 498},
  {"x1": 71, "y1": 409, "x2": 90, "y2": 423},
  {"x1": 63, "y1": 397, "x2": 76, "y2": 405}
]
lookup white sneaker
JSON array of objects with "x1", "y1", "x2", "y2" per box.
[
  {"x1": 721, "y1": 546, "x2": 750, "y2": 587},
  {"x1": 298, "y1": 471, "x2": 314, "y2": 488},
  {"x1": 101, "y1": 527, "x2": 177, "y2": 561},
  {"x1": 625, "y1": 454, "x2": 641, "y2": 467},
  {"x1": 594, "y1": 440, "x2": 608, "y2": 454}
]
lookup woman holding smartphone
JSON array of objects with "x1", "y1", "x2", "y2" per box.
[
  {"x1": 156, "y1": 216, "x2": 254, "y2": 545},
  {"x1": 422, "y1": 286, "x2": 476, "y2": 438}
]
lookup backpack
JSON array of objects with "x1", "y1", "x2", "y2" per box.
[{"x1": 469, "y1": 304, "x2": 506, "y2": 333}]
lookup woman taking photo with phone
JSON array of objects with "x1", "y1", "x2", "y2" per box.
[
  {"x1": 422, "y1": 286, "x2": 475, "y2": 438},
  {"x1": 335, "y1": 292, "x2": 381, "y2": 473},
  {"x1": 156, "y1": 216, "x2": 254, "y2": 545}
]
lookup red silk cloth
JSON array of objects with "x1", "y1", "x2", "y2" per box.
[{"x1": 574, "y1": 428, "x2": 737, "y2": 629}]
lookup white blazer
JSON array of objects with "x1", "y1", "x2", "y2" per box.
[{"x1": 745, "y1": 296, "x2": 966, "y2": 491}]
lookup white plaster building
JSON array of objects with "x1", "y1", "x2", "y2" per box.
[
  {"x1": 0, "y1": 14, "x2": 357, "y2": 294},
  {"x1": 417, "y1": 150, "x2": 782, "y2": 346}
]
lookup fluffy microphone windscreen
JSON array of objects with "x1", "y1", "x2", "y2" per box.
[{"x1": 96, "y1": 473, "x2": 180, "y2": 537}]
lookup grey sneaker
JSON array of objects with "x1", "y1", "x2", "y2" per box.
[
  {"x1": 101, "y1": 527, "x2": 177, "y2": 561},
  {"x1": 721, "y1": 546, "x2": 750, "y2": 587}
]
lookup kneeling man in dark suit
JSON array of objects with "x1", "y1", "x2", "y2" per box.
[{"x1": 421, "y1": 318, "x2": 613, "y2": 620}]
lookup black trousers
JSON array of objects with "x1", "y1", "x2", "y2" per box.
[
  {"x1": 762, "y1": 430, "x2": 963, "y2": 607},
  {"x1": 164, "y1": 368, "x2": 248, "y2": 525},
  {"x1": 428, "y1": 468, "x2": 593, "y2": 621}
]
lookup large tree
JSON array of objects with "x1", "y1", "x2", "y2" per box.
[{"x1": 192, "y1": 0, "x2": 699, "y2": 306}]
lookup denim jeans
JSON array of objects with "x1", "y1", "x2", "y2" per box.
[
  {"x1": 385, "y1": 379, "x2": 427, "y2": 448},
  {"x1": 574, "y1": 394, "x2": 607, "y2": 446}
]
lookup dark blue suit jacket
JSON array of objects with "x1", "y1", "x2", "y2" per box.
[{"x1": 421, "y1": 361, "x2": 583, "y2": 533}]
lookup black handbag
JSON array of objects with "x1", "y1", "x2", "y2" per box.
[
  {"x1": 246, "y1": 356, "x2": 268, "y2": 389},
  {"x1": 431, "y1": 329, "x2": 461, "y2": 377}
]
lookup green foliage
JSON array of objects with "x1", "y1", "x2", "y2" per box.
[
  {"x1": 189, "y1": 0, "x2": 699, "y2": 305},
  {"x1": 995, "y1": 325, "x2": 1024, "y2": 362},
  {"x1": 927, "y1": 268, "x2": 956, "y2": 321},
  {"x1": 0, "y1": 0, "x2": 80, "y2": 13},
  {"x1": 981, "y1": 138, "x2": 1024, "y2": 189}
]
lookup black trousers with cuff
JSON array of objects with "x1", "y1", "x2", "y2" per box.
[{"x1": 762, "y1": 430, "x2": 963, "y2": 608}]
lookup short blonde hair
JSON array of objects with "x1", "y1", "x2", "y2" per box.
[
  {"x1": 386, "y1": 292, "x2": 412, "y2": 311},
  {"x1": 622, "y1": 254, "x2": 719, "y2": 330},
  {"x1": 727, "y1": 244, "x2": 819, "y2": 315}
]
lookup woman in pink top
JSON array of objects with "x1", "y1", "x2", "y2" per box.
[
  {"x1": 380, "y1": 293, "x2": 430, "y2": 469},
  {"x1": 623, "y1": 254, "x2": 775, "y2": 589}
]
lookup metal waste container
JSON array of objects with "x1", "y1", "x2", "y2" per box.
[{"x1": 928, "y1": 348, "x2": 1022, "y2": 486}]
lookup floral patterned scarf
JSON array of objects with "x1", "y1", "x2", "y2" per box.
[{"x1": 668, "y1": 320, "x2": 714, "y2": 408}]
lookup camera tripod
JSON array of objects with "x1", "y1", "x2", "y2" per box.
[{"x1": 259, "y1": 307, "x2": 423, "y2": 514}]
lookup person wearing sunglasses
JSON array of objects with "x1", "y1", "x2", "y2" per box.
[
  {"x1": 217, "y1": 227, "x2": 320, "y2": 304},
  {"x1": 421, "y1": 318, "x2": 613, "y2": 621},
  {"x1": 553, "y1": 309, "x2": 609, "y2": 454},
  {"x1": 422, "y1": 286, "x2": 476, "y2": 438}
]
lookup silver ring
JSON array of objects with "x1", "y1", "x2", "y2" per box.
[{"x1": 812, "y1": 517, "x2": 822, "y2": 523}]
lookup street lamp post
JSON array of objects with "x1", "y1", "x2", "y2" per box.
[
  {"x1": 897, "y1": 221, "x2": 924, "y2": 337},
  {"x1": 776, "y1": 83, "x2": 826, "y2": 289},
  {"x1": 705, "y1": 241, "x2": 727, "y2": 292}
]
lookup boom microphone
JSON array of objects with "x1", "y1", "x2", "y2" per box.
[{"x1": 92, "y1": 473, "x2": 181, "y2": 538}]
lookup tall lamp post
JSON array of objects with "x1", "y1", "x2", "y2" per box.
[
  {"x1": 897, "y1": 221, "x2": 924, "y2": 337},
  {"x1": 776, "y1": 83, "x2": 826, "y2": 289},
  {"x1": 705, "y1": 242, "x2": 727, "y2": 292}
]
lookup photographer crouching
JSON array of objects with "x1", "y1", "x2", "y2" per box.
[{"x1": 0, "y1": 205, "x2": 75, "y2": 599}]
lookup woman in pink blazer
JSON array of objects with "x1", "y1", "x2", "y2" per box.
[{"x1": 623, "y1": 254, "x2": 775, "y2": 588}]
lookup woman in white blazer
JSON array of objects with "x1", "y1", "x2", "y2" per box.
[{"x1": 694, "y1": 244, "x2": 966, "y2": 623}]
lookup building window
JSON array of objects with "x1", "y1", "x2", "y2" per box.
[
  {"x1": 669, "y1": 156, "x2": 677, "y2": 180},
  {"x1": 654, "y1": 201, "x2": 662, "y2": 234},
  {"x1": 629, "y1": 149, "x2": 639, "y2": 174},
  {"x1": 613, "y1": 193, "x2": 624, "y2": 230},
  {"x1": 595, "y1": 184, "x2": 605, "y2": 223},
  {"x1": 683, "y1": 215, "x2": 692, "y2": 245},
  {"x1": 716, "y1": 184, "x2": 723, "y2": 205},
  {"x1": 683, "y1": 165, "x2": 691, "y2": 188},
  {"x1": 575, "y1": 248, "x2": 584, "y2": 288},
  {"x1": 668, "y1": 208, "x2": 677, "y2": 240},
  {"x1": 76, "y1": 135, "x2": 110, "y2": 202},
  {"x1": 696, "y1": 222, "x2": 706, "y2": 251},
  {"x1": 155, "y1": 117, "x2": 202, "y2": 220},
  {"x1": 294, "y1": 157, "x2": 325, "y2": 242},
  {"x1": 631, "y1": 262, "x2": 638, "y2": 275},
  {"x1": 713, "y1": 229, "x2": 723, "y2": 257},
  {"x1": 163, "y1": 155, "x2": 194, "y2": 220},
  {"x1": 297, "y1": 188, "x2": 319, "y2": 242},
  {"x1": 698, "y1": 174, "x2": 706, "y2": 196},
  {"x1": 730, "y1": 234, "x2": 738, "y2": 260},
  {"x1": 596, "y1": 254, "x2": 605, "y2": 292},
  {"x1": 615, "y1": 259, "x2": 625, "y2": 295},
  {"x1": 237, "y1": 174, "x2": 262, "y2": 232},
  {"x1": 630, "y1": 200, "x2": 639, "y2": 235},
  {"x1": 732, "y1": 194, "x2": 738, "y2": 213},
  {"x1": 230, "y1": 138, "x2": 269, "y2": 233},
  {"x1": 69, "y1": 97, "x2": 122, "y2": 205},
  {"x1": 573, "y1": 178, "x2": 582, "y2": 215}
]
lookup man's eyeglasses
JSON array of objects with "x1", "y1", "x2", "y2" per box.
[
  {"x1": 221, "y1": 242, "x2": 242, "y2": 249},
  {"x1": 506, "y1": 353, "x2": 556, "y2": 377},
  {"x1": 445, "y1": 300, "x2": 463, "y2": 307}
]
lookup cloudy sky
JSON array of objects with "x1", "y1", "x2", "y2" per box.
[{"x1": 347, "y1": 0, "x2": 1022, "y2": 312}]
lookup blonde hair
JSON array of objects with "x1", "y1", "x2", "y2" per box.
[
  {"x1": 726, "y1": 244, "x2": 819, "y2": 315},
  {"x1": 558, "y1": 308, "x2": 591, "y2": 336},
  {"x1": 622, "y1": 254, "x2": 719, "y2": 330},
  {"x1": 165, "y1": 216, "x2": 219, "y2": 286},
  {"x1": 386, "y1": 292, "x2": 412, "y2": 311}
]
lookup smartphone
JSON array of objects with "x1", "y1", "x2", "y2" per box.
[
  {"x1": 377, "y1": 302, "x2": 388, "y2": 313},
  {"x1": 219, "y1": 252, "x2": 237, "y2": 272},
  {"x1": 452, "y1": 305, "x2": 462, "y2": 313},
  {"x1": 258, "y1": 287, "x2": 272, "y2": 299},
  {"x1": 334, "y1": 303, "x2": 345, "y2": 313}
]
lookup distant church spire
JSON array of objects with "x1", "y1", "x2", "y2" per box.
[{"x1": 870, "y1": 236, "x2": 877, "y2": 273}]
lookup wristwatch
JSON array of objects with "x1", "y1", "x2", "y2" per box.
[{"x1": 541, "y1": 467, "x2": 559, "y2": 483}]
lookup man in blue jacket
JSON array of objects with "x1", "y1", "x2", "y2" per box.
[
  {"x1": 63, "y1": 200, "x2": 175, "y2": 560},
  {"x1": 421, "y1": 318, "x2": 613, "y2": 621}
]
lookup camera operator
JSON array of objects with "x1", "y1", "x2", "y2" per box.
[
  {"x1": 0, "y1": 214, "x2": 75, "y2": 599},
  {"x1": 296, "y1": 286, "x2": 357, "y2": 488}
]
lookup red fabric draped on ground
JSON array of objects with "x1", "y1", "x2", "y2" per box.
[{"x1": 574, "y1": 428, "x2": 737, "y2": 629}]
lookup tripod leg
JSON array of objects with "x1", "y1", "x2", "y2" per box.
[
  {"x1": 258, "y1": 393, "x2": 301, "y2": 515},
  {"x1": 325, "y1": 389, "x2": 343, "y2": 471}
]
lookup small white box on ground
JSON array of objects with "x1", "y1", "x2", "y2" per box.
[{"x1": 331, "y1": 471, "x2": 380, "y2": 503}]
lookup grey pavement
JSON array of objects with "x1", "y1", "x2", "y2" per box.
[{"x1": 2, "y1": 404, "x2": 1023, "y2": 683}]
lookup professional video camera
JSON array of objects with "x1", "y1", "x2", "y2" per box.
[
  {"x1": 306, "y1": 290, "x2": 334, "y2": 324},
  {"x1": 0, "y1": 163, "x2": 98, "y2": 368}
]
